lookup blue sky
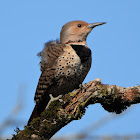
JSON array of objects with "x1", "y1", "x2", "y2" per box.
[{"x1": 0, "y1": 0, "x2": 140, "y2": 139}]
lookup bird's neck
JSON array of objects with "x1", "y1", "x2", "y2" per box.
[{"x1": 67, "y1": 41, "x2": 88, "y2": 47}]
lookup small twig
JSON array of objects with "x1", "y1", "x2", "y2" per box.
[{"x1": 0, "y1": 84, "x2": 26, "y2": 135}]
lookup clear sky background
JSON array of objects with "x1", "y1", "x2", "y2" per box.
[{"x1": 0, "y1": 0, "x2": 140, "y2": 139}]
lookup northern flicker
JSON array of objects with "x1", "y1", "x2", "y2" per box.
[{"x1": 28, "y1": 20, "x2": 105, "y2": 124}]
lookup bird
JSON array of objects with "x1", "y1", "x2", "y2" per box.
[{"x1": 28, "y1": 20, "x2": 105, "y2": 124}]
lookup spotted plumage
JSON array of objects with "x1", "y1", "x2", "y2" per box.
[{"x1": 28, "y1": 20, "x2": 105, "y2": 124}]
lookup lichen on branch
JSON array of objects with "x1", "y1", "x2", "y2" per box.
[{"x1": 11, "y1": 79, "x2": 140, "y2": 140}]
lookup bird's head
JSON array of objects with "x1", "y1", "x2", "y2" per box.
[{"x1": 60, "y1": 20, "x2": 106, "y2": 45}]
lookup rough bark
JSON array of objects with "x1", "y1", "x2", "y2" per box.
[{"x1": 11, "y1": 79, "x2": 140, "y2": 140}]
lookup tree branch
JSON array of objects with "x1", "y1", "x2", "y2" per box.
[{"x1": 11, "y1": 79, "x2": 140, "y2": 140}]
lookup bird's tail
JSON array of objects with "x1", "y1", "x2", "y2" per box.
[{"x1": 27, "y1": 104, "x2": 39, "y2": 125}]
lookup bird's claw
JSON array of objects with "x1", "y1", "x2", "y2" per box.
[{"x1": 46, "y1": 94, "x2": 63, "y2": 109}]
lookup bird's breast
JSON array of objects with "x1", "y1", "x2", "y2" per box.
[
  {"x1": 55, "y1": 45, "x2": 81, "y2": 78},
  {"x1": 51, "y1": 44, "x2": 91, "y2": 96}
]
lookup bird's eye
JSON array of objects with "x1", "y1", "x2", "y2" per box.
[{"x1": 77, "y1": 24, "x2": 82, "y2": 27}]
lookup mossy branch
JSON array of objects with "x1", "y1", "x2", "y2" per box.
[{"x1": 11, "y1": 79, "x2": 140, "y2": 140}]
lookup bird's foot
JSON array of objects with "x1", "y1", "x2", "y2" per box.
[
  {"x1": 79, "y1": 83, "x2": 86, "y2": 93},
  {"x1": 45, "y1": 94, "x2": 63, "y2": 110}
]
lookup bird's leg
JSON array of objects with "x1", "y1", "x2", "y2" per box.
[
  {"x1": 79, "y1": 83, "x2": 86, "y2": 93},
  {"x1": 46, "y1": 94, "x2": 63, "y2": 110}
]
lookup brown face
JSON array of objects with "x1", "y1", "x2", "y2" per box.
[
  {"x1": 66, "y1": 21, "x2": 90, "y2": 35},
  {"x1": 60, "y1": 20, "x2": 106, "y2": 44},
  {"x1": 60, "y1": 21, "x2": 91, "y2": 44}
]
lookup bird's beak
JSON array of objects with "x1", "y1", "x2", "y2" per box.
[{"x1": 87, "y1": 22, "x2": 106, "y2": 28}]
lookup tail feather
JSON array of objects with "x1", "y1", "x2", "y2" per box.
[{"x1": 27, "y1": 104, "x2": 39, "y2": 125}]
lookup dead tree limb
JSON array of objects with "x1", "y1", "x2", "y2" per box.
[{"x1": 11, "y1": 79, "x2": 140, "y2": 140}]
